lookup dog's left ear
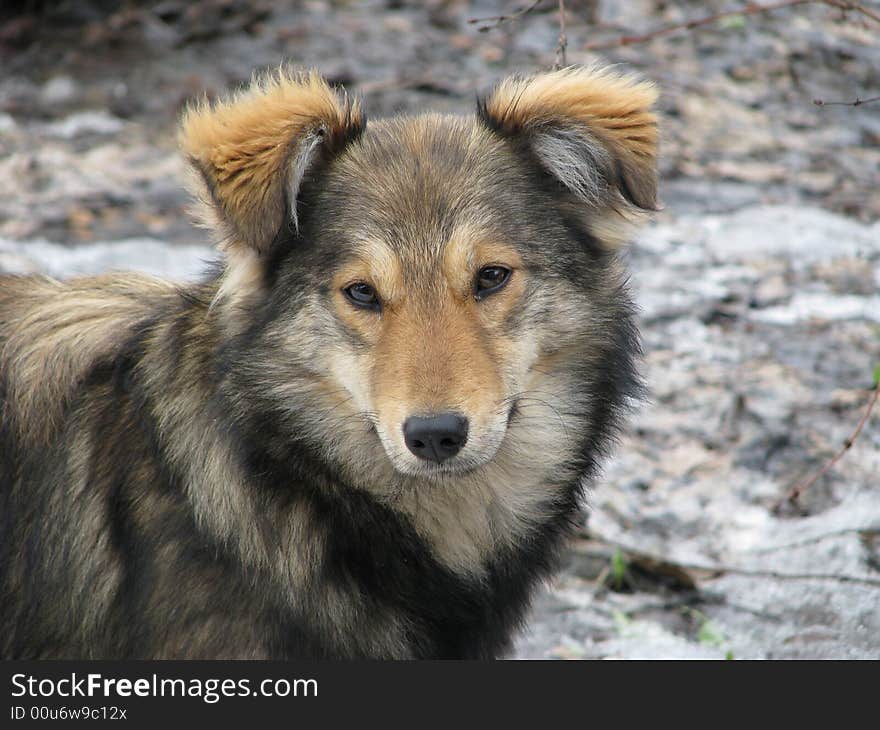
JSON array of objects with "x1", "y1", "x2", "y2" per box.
[
  {"x1": 478, "y1": 66, "x2": 658, "y2": 241},
  {"x1": 179, "y1": 69, "x2": 364, "y2": 256}
]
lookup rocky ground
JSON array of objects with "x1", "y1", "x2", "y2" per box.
[{"x1": 1, "y1": 0, "x2": 878, "y2": 658}]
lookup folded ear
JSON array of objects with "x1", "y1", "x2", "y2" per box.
[
  {"x1": 179, "y1": 68, "x2": 364, "y2": 255},
  {"x1": 478, "y1": 65, "x2": 658, "y2": 235}
]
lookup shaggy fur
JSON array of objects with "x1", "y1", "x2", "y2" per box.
[{"x1": 0, "y1": 65, "x2": 657, "y2": 659}]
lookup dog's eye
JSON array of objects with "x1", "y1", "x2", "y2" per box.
[
  {"x1": 475, "y1": 266, "x2": 511, "y2": 300},
  {"x1": 343, "y1": 282, "x2": 380, "y2": 311}
]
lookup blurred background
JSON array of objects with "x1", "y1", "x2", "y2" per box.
[{"x1": 1, "y1": 0, "x2": 878, "y2": 658}]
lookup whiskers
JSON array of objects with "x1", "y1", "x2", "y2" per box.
[{"x1": 500, "y1": 389, "x2": 573, "y2": 439}]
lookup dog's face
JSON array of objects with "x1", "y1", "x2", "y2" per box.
[
  {"x1": 181, "y1": 68, "x2": 657, "y2": 486},
  {"x1": 299, "y1": 111, "x2": 655, "y2": 479},
  {"x1": 310, "y1": 116, "x2": 570, "y2": 477}
]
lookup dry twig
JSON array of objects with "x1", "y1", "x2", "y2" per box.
[
  {"x1": 555, "y1": 0, "x2": 567, "y2": 68},
  {"x1": 584, "y1": 529, "x2": 880, "y2": 588},
  {"x1": 467, "y1": 0, "x2": 546, "y2": 32},
  {"x1": 774, "y1": 377, "x2": 880, "y2": 511},
  {"x1": 468, "y1": 0, "x2": 569, "y2": 66},
  {"x1": 825, "y1": 0, "x2": 880, "y2": 24},
  {"x1": 814, "y1": 95, "x2": 880, "y2": 106}
]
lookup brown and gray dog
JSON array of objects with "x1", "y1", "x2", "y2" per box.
[{"x1": 0, "y1": 65, "x2": 657, "y2": 658}]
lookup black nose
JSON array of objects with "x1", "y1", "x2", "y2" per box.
[{"x1": 403, "y1": 413, "x2": 469, "y2": 463}]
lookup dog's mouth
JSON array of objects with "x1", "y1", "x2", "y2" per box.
[{"x1": 399, "y1": 458, "x2": 483, "y2": 479}]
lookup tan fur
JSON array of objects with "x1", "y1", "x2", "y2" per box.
[
  {"x1": 483, "y1": 64, "x2": 658, "y2": 222},
  {"x1": 373, "y1": 296, "x2": 500, "y2": 425},
  {"x1": 334, "y1": 237, "x2": 406, "y2": 308},
  {"x1": 179, "y1": 68, "x2": 363, "y2": 255},
  {"x1": 484, "y1": 65, "x2": 657, "y2": 170},
  {"x1": 211, "y1": 246, "x2": 265, "y2": 328}
]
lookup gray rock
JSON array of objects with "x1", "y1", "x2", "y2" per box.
[
  {"x1": 40, "y1": 76, "x2": 78, "y2": 107},
  {"x1": 39, "y1": 111, "x2": 126, "y2": 140}
]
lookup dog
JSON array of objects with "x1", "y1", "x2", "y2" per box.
[{"x1": 0, "y1": 65, "x2": 657, "y2": 658}]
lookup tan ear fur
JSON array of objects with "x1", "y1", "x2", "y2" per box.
[
  {"x1": 480, "y1": 65, "x2": 658, "y2": 214},
  {"x1": 179, "y1": 68, "x2": 363, "y2": 255}
]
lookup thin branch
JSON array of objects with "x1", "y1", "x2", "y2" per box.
[
  {"x1": 825, "y1": 0, "x2": 880, "y2": 24},
  {"x1": 814, "y1": 95, "x2": 880, "y2": 106},
  {"x1": 467, "y1": 0, "x2": 546, "y2": 32},
  {"x1": 584, "y1": 529, "x2": 880, "y2": 588},
  {"x1": 746, "y1": 527, "x2": 880, "y2": 554},
  {"x1": 775, "y1": 378, "x2": 880, "y2": 510},
  {"x1": 583, "y1": 0, "x2": 879, "y2": 52},
  {"x1": 555, "y1": 0, "x2": 567, "y2": 68}
]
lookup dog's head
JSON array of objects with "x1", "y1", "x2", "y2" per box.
[{"x1": 181, "y1": 67, "x2": 657, "y2": 484}]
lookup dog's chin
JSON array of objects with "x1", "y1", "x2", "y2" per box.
[{"x1": 389, "y1": 457, "x2": 484, "y2": 480}]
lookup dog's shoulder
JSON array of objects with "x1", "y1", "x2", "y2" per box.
[{"x1": 0, "y1": 273, "x2": 181, "y2": 444}]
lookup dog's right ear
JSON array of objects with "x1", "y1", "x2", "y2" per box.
[{"x1": 179, "y1": 69, "x2": 364, "y2": 257}]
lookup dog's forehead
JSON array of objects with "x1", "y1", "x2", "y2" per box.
[
  {"x1": 343, "y1": 113, "x2": 499, "y2": 181},
  {"x1": 319, "y1": 114, "x2": 515, "y2": 257}
]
